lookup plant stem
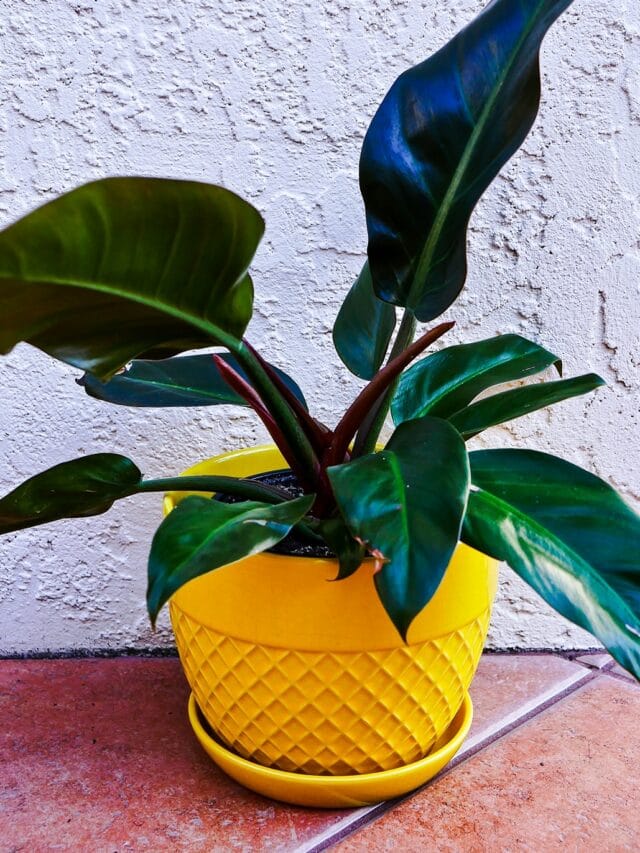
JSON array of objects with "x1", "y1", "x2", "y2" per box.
[
  {"x1": 138, "y1": 476, "x2": 290, "y2": 503},
  {"x1": 213, "y1": 354, "x2": 310, "y2": 486},
  {"x1": 243, "y1": 341, "x2": 333, "y2": 453},
  {"x1": 231, "y1": 340, "x2": 322, "y2": 486},
  {"x1": 390, "y1": 310, "x2": 419, "y2": 362},
  {"x1": 353, "y1": 310, "x2": 417, "y2": 455},
  {"x1": 326, "y1": 315, "x2": 452, "y2": 467}
]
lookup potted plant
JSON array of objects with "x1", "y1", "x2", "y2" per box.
[{"x1": 0, "y1": 0, "x2": 638, "y2": 808}]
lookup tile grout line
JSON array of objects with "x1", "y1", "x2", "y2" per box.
[
  {"x1": 601, "y1": 669, "x2": 639, "y2": 687},
  {"x1": 448, "y1": 667, "x2": 598, "y2": 767},
  {"x1": 574, "y1": 657, "x2": 615, "y2": 673},
  {"x1": 298, "y1": 664, "x2": 599, "y2": 853},
  {"x1": 0, "y1": 648, "x2": 606, "y2": 661},
  {"x1": 453, "y1": 669, "x2": 592, "y2": 757}
]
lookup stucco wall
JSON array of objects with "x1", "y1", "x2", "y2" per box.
[{"x1": 0, "y1": 0, "x2": 638, "y2": 654}]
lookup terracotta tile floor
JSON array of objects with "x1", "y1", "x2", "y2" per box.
[{"x1": 0, "y1": 652, "x2": 637, "y2": 852}]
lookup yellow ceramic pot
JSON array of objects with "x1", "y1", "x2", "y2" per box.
[{"x1": 166, "y1": 445, "x2": 498, "y2": 778}]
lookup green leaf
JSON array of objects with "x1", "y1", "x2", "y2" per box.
[
  {"x1": 0, "y1": 454, "x2": 141, "y2": 533},
  {"x1": 449, "y1": 374, "x2": 604, "y2": 439},
  {"x1": 0, "y1": 457, "x2": 298, "y2": 536},
  {"x1": 333, "y1": 262, "x2": 396, "y2": 380},
  {"x1": 147, "y1": 493, "x2": 315, "y2": 622},
  {"x1": 328, "y1": 416, "x2": 469, "y2": 639},
  {"x1": 79, "y1": 353, "x2": 308, "y2": 410},
  {"x1": 316, "y1": 516, "x2": 366, "y2": 580},
  {"x1": 0, "y1": 178, "x2": 264, "y2": 379},
  {"x1": 360, "y1": 0, "x2": 574, "y2": 320},
  {"x1": 392, "y1": 334, "x2": 561, "y2": 425},
  {"x1": 463, "y1": 450, "x2": 640, "y2": 679}
]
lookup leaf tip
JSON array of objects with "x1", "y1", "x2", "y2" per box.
[
  {"x1": 146, "y1": 585, "x2": 163, "y2": 630},
  {"x1": 389, "y1": 610, "x2": 411, "y2": 644}
]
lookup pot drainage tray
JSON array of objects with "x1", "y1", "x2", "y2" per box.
[{"x1": 188, "y1": 691, "x2": 473, "y2": 808}]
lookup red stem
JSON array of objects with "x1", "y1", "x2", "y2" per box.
[
  {"x1": 213, "y1": 356, "x2": 273, "y2": 424},
  {"x1": 243, "y1": 341, "x2": 333, "y2": 452},
  {"x1": 213, "y1": 355, "x2": 315, "y2": 489},
  {"x1": 323, "y1": 321, "x2": 455, "y2": 468}
]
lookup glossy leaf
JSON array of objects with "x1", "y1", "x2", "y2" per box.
[
  {"x1": 333, "y1": 262, "x2": 396, "y2": 380},
  {"x1": 392, "y1": 334, "x2": 561, "y2": 425},
  {"x1": 0, "y1": 178, "x2": 264, "y2": 378},
  {"x1": 79, "y1": 353, "x2": 308, "y2": 410},
  {"x1": 0, "y1": 456, "x2": 298, "y2": 536},
  {"x1": 328, "y1": 416, "x2": 469, "y2": 638},
  {"x1": 360, "y1": 0, "x2": 573, "y2": 320},
  {"x1": 449, "y1": 373, "x2": 604, "y2": 439},
  {"x1": 0, "y1": 454, "x2": 141, "y2": 533},
  {"x1": 147, "y1": 494, "x2": 314, "y2": 622},
  {"x1": 463, "y1": 450, "x2": 640, "y2": 679}
]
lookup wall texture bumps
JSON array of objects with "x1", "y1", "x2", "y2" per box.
[{"x1": 0, "y1": 0, "x2": 638, "y2": 653}]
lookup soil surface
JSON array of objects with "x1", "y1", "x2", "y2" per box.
[{"x1": 215, "y1": 470, "x2": 335, "y2": 558}]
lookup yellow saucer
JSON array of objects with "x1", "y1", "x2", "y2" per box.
[{"x1": 188, "y1": 692, "x2": 473, "y2": 808}]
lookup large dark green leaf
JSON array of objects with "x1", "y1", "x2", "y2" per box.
[
  {"x1": 79, "y1": 353, "x2": 308, "y2": 410},
  {"x1": 463, "y1": 450, "x2": 640, "y2": 679},
  {"x1": 392, "y1": 334, "x2": 561, "y2": 424},
  {"x1": 0, "y1": 454, "x2": 142, "y2": 533},
  {"x1": 0, "y1": 178, "x2": 264, "y2": 378},
  {"x1": 328, "y1": 416, "x2": 469, "y2": 639},
  {"x1": 449, "y1": 374, "x2": 604, "y2": 439},
  {"x1": 147, "y1": 494, "x2": 314, "y2": 622},
  {"x1": 333, "y1": 262, "x2": 396, "y2": 380},
  {"x1": 360, "y1": 0, "x2": 573, "y2": 320}
]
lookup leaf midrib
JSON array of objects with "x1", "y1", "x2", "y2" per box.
[
  {"x1": 450, "y1": 374, "x2": 603, "y2": 435},
  {"x1": 111, "y1": 372, "x2": 242, "y2": 403},
  {"x1": 408, "y1": 2, "x2": 547, "y2": 309},
  {"x1": 471, "y1": 466, "x2": 638, "y2": 533},
  {"x1": 470, "y1": 488, "x2": 640, "y2": 637},
  {"x1": 0, "y1": 273, "x2": 240, "y2": 352},
  {"x1": 167, "y1": 501, "x2": 284, "y2": 579},
  {"x1": 384, "y1": 451, "x2": 412, "y2": 574},
  {"x1": 411, "y1": 346, "x2": 557, "y2": 417}
]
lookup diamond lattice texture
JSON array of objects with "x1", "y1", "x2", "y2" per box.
[{"x1": 171, "y1": 603, "x2": 491, "y2": 775}]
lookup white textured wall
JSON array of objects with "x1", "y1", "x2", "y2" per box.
[{"x1": 0, "y1": 0, "x2": 638, "y2": 654}]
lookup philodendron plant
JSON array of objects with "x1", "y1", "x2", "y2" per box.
[{"x1": 1, "y1": 0, "x2": 639, "y2": 676}]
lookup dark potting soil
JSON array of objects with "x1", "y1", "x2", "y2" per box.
[{"x1": 214, "y1": 469, "x2": 335, "y2": 559}]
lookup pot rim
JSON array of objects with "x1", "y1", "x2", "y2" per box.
[{"x1": 166, "y1": 444, "x2": 498, "y2": 650}]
